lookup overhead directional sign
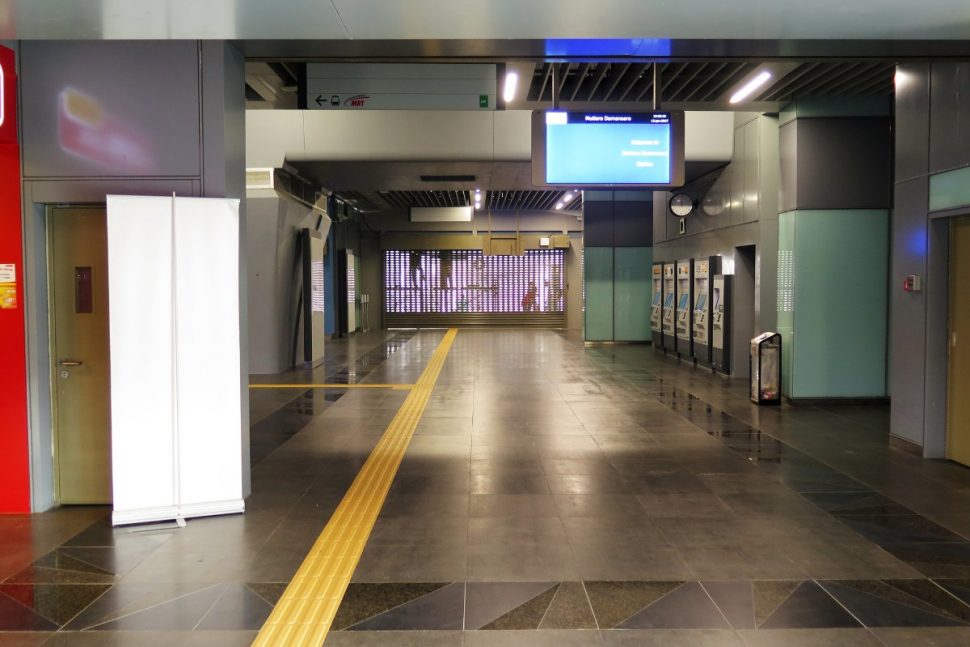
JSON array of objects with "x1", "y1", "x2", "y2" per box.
[{"x1": 307, "y1": 63, "x2": 496, "y2": 110}]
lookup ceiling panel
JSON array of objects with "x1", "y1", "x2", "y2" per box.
[
  {"x1": 331, "y1": 0, "x2": 970, "y2": 41},
  {"x1": 524, "y1": 60, "x2": 893, "y2": 108},
  {"x1": 6, "y1": 1, "x2": 970, "y2": 42}
]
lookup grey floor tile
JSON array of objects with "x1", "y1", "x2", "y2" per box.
[
  {"x1": 466, "y1": 544, "x2": 578, "y2": 581},
  {"x1": 323, "y1": 631, "x2": 463, "y2": 646},
  {"x1": 465, "y1": 629, "x2": 605, "y2": 646},
  {"x1": 871, "y1": 627, "x2": 970, "y2": 646},
  {"x1": 739, "y1": 628, "x2": 883, "y2": 646},
  {"x1": 602, "y1": 628, "x2": 745, "y2": 646}
]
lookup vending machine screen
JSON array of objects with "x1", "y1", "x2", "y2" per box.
[
  {"x1": 664, "y1": 293, "x2": 674, "y2": 307},
  {"x1": 695, "y1": 294, "x2": 706, "y2": 311},
  {"x1": 678, "y1": 294, "x2": 689, "y2": 309}
]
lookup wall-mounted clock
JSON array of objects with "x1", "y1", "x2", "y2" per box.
[{"x1": 669, "y1": 193, "x2": 694, "y2": 217}]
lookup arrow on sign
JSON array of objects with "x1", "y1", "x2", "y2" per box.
[{"x1": 315, "y1": 95, "x2": 325, "y2": 107}]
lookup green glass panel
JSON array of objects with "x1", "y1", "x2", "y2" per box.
[
  {"x1": 614, "y1": 247, "x2": 652, "y2": 341},
  {"x1": 929, "y1": 166, "x2": 970, "y2": 212},
  {"x1": 777, "y1": 211, "x2": 796, "y2": 396},
  {"x1": 584, "y1": 247, "x2": 614, "y2": 341},
  {"x1": 791, "y1": 209, "x2": 889, "y2": 398}
]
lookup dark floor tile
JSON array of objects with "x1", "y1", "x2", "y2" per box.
[
  {"x1": 0, "y1": 583, "x2": 110, "y2": 627},
  {"x1": 246, "y1": 582, "x2": 288, "y2": 607},
  {"x1": 334, "y1": 583, "x2": 447, "y2": 630},
  {"x1": 619, "y1": 581, "x2": 731, "y2": 629},
  {"x1": 57, "y1": 544, "x2": 165, "y2": 578},
  {"x1": 932, "y1": 579, "x2": 970, "y2": 612},
  {"x1": 464, "y1": 581, "x2": 557, "y2": 630},
  {"x1": 838, "y1": 515, "x2": 965, "y2": 544},
  {"x1": 858, "y1": 579, "x2": 970, "y2": 623},
  {"x1": 63, "y1": 582, "x2": 220, "y2": 631},
  {"x1": 62, "y1": 519, "x2": 174, "y2": 550},
  {"x1": 819, "y1": 580, "x2": 965, "y2": 627},
  {"x1": 759, "y1": 581, "x2": 861, "y2": 629},
  {"x1": 4, "y1": 552, "x2": 117, "y2": 585},
  {"x1": 85, "y1": 584, "x2": 224, "y2": 631},
  {"x1": 881, "y1": 542, "x2": 970, "y2": 578},
  {"x1": 802, "y1": 492, "x2": 914, "y2": 516},
  {"x1": 0, "y1": 592, "x2": 59, "y2": 631},
  {"x1": 349, "y1": 582, "x2": 464, "y2": 631},
  {"x1": 481, "y1": 585, "x2": 558, "y2": 630},
  {"x1": 752, "y1": 581, "x2": 800, "y2": 627},
  {"x1": 584, "y1": 581, "x2": 682, "y2": 629},
  {"x1": 539, "y1": 582, "x2": 597, "y2": 629},
  {"x1": 702, "y1": 581, "x2": 755, "y2": 629},
  {"x1": 195, "y1": 583, "x2": 273, "y2": 630}
]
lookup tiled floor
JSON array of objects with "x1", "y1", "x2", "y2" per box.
[{"x1": 4, "y1": 329, "x2": 970, "y2": 645}]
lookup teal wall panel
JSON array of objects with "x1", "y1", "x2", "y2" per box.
[
  {"x1": 790, "y1": 209, "x2": 889, "y2": 398},
  {"x1": 777, "y1": 211, "x2": 796, "y2": 395},
  {"x1": 929, "y1": 165, "x2": 970, "y2": 212},
  {"x1": 584, "y1": 247, "x2": 614, "y2": 341},
  {"x1": 614, "y1": 247, "x2": 652, "y2": 341}
]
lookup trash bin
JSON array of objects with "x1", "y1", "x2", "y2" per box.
[{"x1": 750, "y1": 332, "x2": 782, "y2": 405}]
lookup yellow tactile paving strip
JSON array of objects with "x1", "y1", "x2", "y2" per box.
[
  {"x1": 249, "y1": 383, "x2": 413, "y2": 390},
  {"x1": 253, "y1": 328, "x2": 458, "y2": 646}
]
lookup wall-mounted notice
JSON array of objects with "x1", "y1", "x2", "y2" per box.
[
  {"x1": 307, "y1": 63, "x2": 496, "y2": 110},
  {"x1": 0, "y1": 263, "x2": 15, "y2": 309}
]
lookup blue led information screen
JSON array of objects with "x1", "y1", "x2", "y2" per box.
[{"x1": 533, "y1": 110, "x2": 684, "y2": 187}]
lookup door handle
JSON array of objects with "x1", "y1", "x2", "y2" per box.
[{"x1": 59, "y1": 360, "x2": 83, "y2": 367}]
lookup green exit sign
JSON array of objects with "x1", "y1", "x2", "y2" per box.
[{"x1": 479, "y1": 95, "x2": 489, "y2": 108}]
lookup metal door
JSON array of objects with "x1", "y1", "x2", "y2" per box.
[
  {"x1": 49, "y1": 206, "x2": 111, "y2": 503},
  {"x1": 947, "y1": 217, "x2": 970, "y2": 467}
]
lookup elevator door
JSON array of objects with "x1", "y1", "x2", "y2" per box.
[
  {"x1": 947, "y1": 217, "x2": 970, "y2": 467},
  {"x1": 49, "y1": 206, "x2": 112, "y2": 503}
]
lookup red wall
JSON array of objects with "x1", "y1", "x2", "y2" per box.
[{"x1": 0, "y1": 46, "x2": 30, "y2": 513}]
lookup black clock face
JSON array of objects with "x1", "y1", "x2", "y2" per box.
[{"x1": 670, "y1": 193, "x2": 693, "y2": 217}]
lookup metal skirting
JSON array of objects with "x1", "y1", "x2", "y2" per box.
[{"x1": 384, "y1": 313, "x2": 565, "y2": 328}]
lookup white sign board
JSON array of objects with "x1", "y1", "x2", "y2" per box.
[{"x1": 107, "y1": 194, "x2": 245, "y2": 526}]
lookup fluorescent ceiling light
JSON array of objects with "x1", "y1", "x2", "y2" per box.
[
  {"x1": 729, "y1": 71, "x2": 772, "y2": 104},
  {"x1": 555, "y1": 202, "x2": 564, "y2": 210},
  {"x1": 564, "y1": 193, "x2": 574, "y2": 202},
  {"x1": 503, "y1": 71, "x2": 519, "y2": 103}
]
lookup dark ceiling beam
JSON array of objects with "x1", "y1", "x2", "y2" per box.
[
  {"x1": 680, "y1": 61, "x2": 729, "y2": 101},
  {"x1": 700, "y1": 61, "x2": 758, "y2": 102},
  {"x1": 766, "y1": 63, "x2": 835, "y2": 101},
  {"x1": 585, "y1": 63, "x2": 612, "y2": 102},
  {"x1": 601, "y1": 63, "x2": 632, "y2": 101},
  {"x1": 757, "y1": 62, "x2": 819, "y2": 101}
]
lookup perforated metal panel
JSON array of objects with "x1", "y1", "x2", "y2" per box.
[{"x1": 384, "y1": 249, "x2": 566, "y2": 327}]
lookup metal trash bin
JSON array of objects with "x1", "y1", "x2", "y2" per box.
[{"x1": 750, "y1": 332, "x2": 782, "y2": 404}]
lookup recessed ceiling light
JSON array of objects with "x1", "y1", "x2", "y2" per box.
[
  {"x1": 729, "y1": 71, "x2": 772, "y2": 104},
  {"x1": 503, "y1": 71, "x2": 519, "y2": 103},
  {"x1": 555, "y1": 202, "x2": 564, "y2": 210}
]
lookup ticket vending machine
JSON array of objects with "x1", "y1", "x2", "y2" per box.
[
  {"x1": 661, "y1": 263, "x2": 677, "y2": 353},
  {"x1": 650, "y1": 263, "x2": 664, "y2": 349},
  {"x1": 675, "y1": 260, "x2": 693, "y2": 359},
  {"x1": 711, "y1": 274, "x2": 732, "y2": 374},
  {"x1": 691, "y1": 256, "x2": 721, "y2": 366}
]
